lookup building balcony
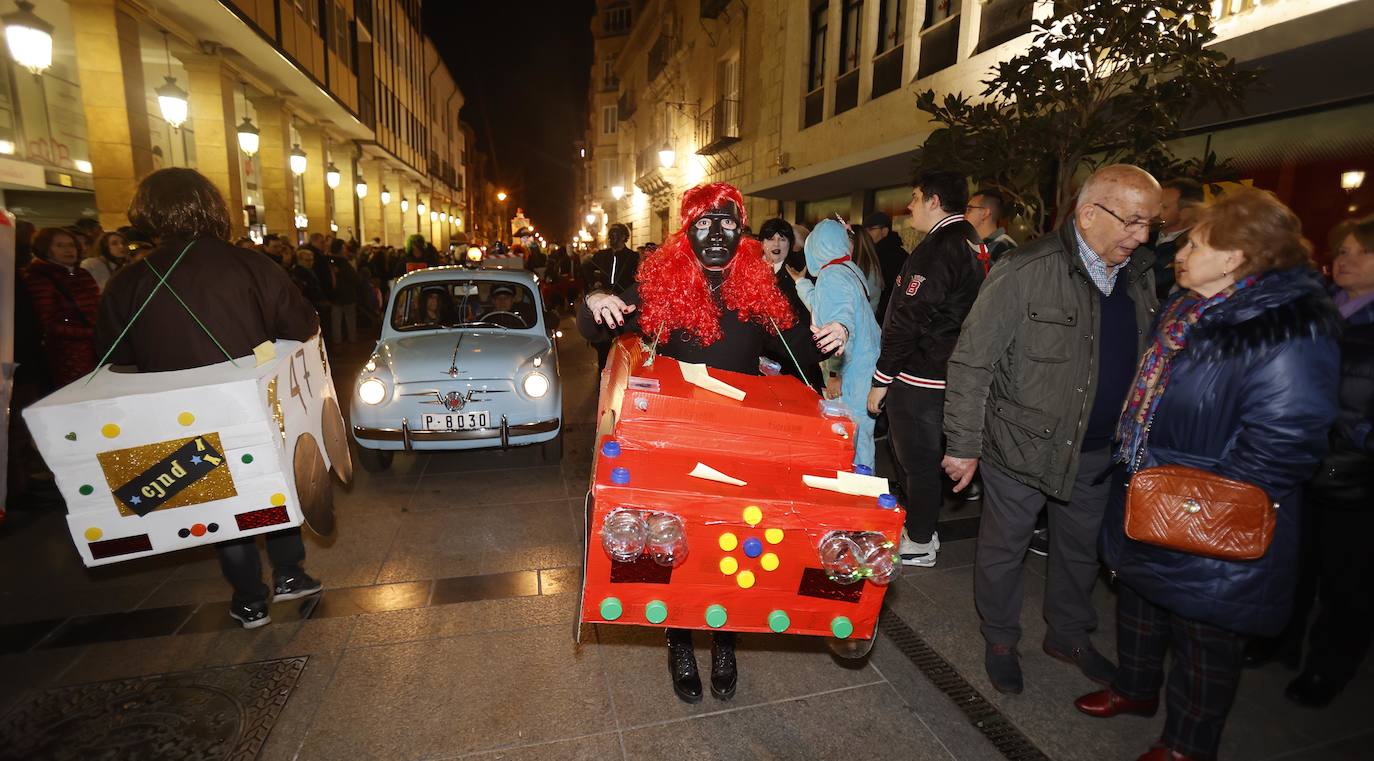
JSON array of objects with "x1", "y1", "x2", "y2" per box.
[
  {"x1": 618, "y1": 89, "x2": 637, "y2": 121},
  {"x1": 695, "y1": 99, "x2": 741, "y2": 155},
  {"x1": 600, "y1": 75, "x2": 620, "y2": 93}
]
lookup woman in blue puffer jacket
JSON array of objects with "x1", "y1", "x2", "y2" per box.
[{"x1": 1073, "y1": 188, "x2": 1341, "y2": 761}]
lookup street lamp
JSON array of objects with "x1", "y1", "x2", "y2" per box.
[
  {"x1": 430, "y1": 210, "x2": 438, "y2": 222},
  {"x1": 154, "y1": 32, "x2": 188, "y2": 129},
  {"x1": 585, "y1": 212, "x2": 597, "y2": 225},
  {"x1": 2, "y1": 1, "x2": 52, "y2": 76},
  {"x1": 400, "y1": 196, "x2": 409, "y2": 213},
  {"x1": 417, "y1": 199, "x2": 426, "y2": 216},
  {"x1": 289, "y1": 144, "x2": 307, "y2": 176},
  {"x1": 325, "y1": 162, "x2": 341, "y2": 189},
  {"x1": 380, "y1": 186, "x2": 391, "y2": 205},
  {"x1": 236, "y1": 116, "x2": 260, "y2": 155},
  {"x1": 611, "y1": 184, "x2": 625, "y2": 200},
  {"x1": 1342, "y1": 171, "x2": 1366, "y2": 191},
  {"x1": 497, "y1": 191, "x2": 508, "y2": 202},
  {"x1": 355, "y1": 179, "x2": 367, "y2": 199},
  {"x1": 657, "y1": 142, "x2": 675, "y2": 169}
]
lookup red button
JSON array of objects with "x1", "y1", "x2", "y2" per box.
[{"x1": 190, "y1": 523, "x2": 206, "y2": 537}]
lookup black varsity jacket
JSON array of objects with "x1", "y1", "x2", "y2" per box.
[{"x1": 873, "y1": 214, "x2": 985, "y2": 389}]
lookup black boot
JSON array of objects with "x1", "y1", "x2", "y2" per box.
[
  {"x1": 666, "y1": 628, "x2": 702, "y2": 704},
  {"x1": 1242, "y1": 635, "x2": 1301, "y2": 670},
  {"x1": 710, "y1": 631, "x2": 737, "y2": 700}
]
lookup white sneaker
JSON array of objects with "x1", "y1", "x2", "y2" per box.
[{"x1": 899, "y1": 529, "x2": 939, "y2": 567}]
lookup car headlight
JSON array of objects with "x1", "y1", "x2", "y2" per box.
[
  {"x1": 523, "y1": 372, "x2": 550, "y2": 398},
  {"x1": 359, "y1": 377, "x2": 388, "y2": 405}
]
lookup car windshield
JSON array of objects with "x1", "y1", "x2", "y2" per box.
[{"x1": 390, "y1": 279, "x2": 538, "y2": 331}]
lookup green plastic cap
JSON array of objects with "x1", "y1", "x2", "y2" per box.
[
  {"x1": 704, "y1": 604, "x2": 728, "y2": 628},
  {"x1": 599, "y1": 597, "x2": 623, "y2": 621},
  {"x1": 830, "y1": 615, "x2": 854, "y2": 639},
  {"x1": 645, "y1": 600, "x2": 668, "y2": 624},
  {"x1": 767, "y1": 609, "x2": 790, "y2": 633}
]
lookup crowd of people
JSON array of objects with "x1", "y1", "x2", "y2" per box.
[
  {"x1": 5, "y1": 158, "x2": 1370, "y2": 760},
  {"x1": 576, "y1": 169, "x2": 1372, "y2": 761}
]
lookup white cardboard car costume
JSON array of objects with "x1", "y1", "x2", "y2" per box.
[{"x1": 23, "y1": 334, "x2": 350, "y2": 567}]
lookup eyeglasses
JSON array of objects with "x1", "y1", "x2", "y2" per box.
[{"x1": 1093, "y1": 203, "x2": 1163, "y2": 235}]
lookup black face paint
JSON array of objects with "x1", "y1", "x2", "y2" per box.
[{"x1": 688, "y1": 201, "x2": 742, "y2": 270}]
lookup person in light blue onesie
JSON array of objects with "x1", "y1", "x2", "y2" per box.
[{"x1": 795, "y1": 219, "x2": 882, "y2": 469}]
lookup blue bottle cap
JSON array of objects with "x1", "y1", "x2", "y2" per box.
[
  {"x1": 611, "y1": 466, "x2": 630, "y2": 485},
  {"x1": 877, "y1": 493, "x2": 898, "y2": 509},
  {"x1": 601, "y1": 440, "x2": 621, "y2": 458},
  {"x1": 853, "y1": 464, "x2": 874, "y2": 476}
]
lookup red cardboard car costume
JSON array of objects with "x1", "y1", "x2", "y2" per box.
[{"x1": 577, "y1": 183, "x2": 905, "y2": 704}]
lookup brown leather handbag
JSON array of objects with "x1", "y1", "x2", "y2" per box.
[{"x1": 1124, "y1": 465, "x2": 1278, "y2": 561}]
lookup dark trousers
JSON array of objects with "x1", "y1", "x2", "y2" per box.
[
  {"x1": 1113, "y1": 583, "x2": 1244, "y2": 761},
  {"x1": 216, "y1": 527, "x2": 306, "y2": 605},
  {"x1": 886, "y1": 383, "x2": 944, "y2": 543},
  {"x1": 1281, "y1": 500, "x2": 1374, "y2": 682},
  {"x1": 594, "y1": 341, "x2": 612, "y2": 373},
  {"x1": 975, "y1": 447, "x2": 1112, "y2": 647}
]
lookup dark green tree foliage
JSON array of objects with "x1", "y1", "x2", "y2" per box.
[{"x1": 913, "y1": 0, "x2": 1257, "y2": 232}]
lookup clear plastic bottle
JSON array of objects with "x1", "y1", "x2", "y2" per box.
[
  {"x1": 602, "y1": 509, "x2": 647, "y2": 562},
  {"x1": 645, "y1": 512, "x2": 688, "y2": 567}
]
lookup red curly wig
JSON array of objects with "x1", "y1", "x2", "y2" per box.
[{"x1": 637, "y1": 183, "x2": 795, "y2": 345}]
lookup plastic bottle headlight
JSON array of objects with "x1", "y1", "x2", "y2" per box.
[
  {"x1": 523, "y1": 372, "x2": 550, "y2": 398},
  {"x1": 358, "y1": 377, "x2": 387, "y2": 405}
]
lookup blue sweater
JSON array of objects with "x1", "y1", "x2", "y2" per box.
[{"x1": 1082, "y1": 280, "x2": 1137, "y2": 451}]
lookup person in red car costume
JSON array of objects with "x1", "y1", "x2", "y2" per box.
[{"x1": 578, "y1": 182, "x2": 846, "y2": 703}]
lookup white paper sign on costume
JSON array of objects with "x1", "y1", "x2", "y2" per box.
[{"x1": 23, "y1": 335, "x2": 346, "y2": 567}]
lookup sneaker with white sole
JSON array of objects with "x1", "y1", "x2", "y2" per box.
[
  {"x1": 272, "y1": 572, "x2": 322, "y2": 602},
  {"x1": 229, "y1": 600, "x2": 271, "y2": 629},
  {"x1": 899, "y1": 529, "x2": 939, "y2": 567},
  {"x1": 1027, "y1": 528, "x2": 1050, "y2": 557}
]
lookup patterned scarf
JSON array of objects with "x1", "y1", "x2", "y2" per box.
[{"x1": 1115, "y1": 275, "x2": 1258, "y2": 467}]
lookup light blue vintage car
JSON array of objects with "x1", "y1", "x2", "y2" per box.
[{"x1": 350, "y1": 266, "x2": 562, "y2": 470}]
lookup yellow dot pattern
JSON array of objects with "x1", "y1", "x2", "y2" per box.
[
  {"x1": 177, "y1": 412, "x2": 195, "y2": 426},
  {"x1": 270, "y1": 492, "x2": 287, "y2": 507},
  {"x1": 84, "y1": 527, "x2": 103, "y2": 541},
  {"x1": 718, "y1": 532, "x2": 738, "y2": 552},
  {"x1": 718, "y1": 507, "x2": 785, "y2": 589},
  {"x1": 742, "y1": 505, "x2": 762, "y2": 526},
  {"x1": 719, "y1": 556, "x2": 739, "y2": 575},
  {"x1": 736, "y1": 570, "x2": 756, "y2": 589},
  {"x1": 760, "y1": 552, "x2": 779, "y2": 572},
  {"x1": 765, "y1": 528, "x2": 784, "y2": 544},
  {"x1": 101, "y1": 423, "x2": 120, "y2": 439}
]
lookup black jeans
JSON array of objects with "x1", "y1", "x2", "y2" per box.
[
  {"x1": 885, "y1": 383, "x2": 945, "y2": 543},
  {"x1": 1284, "y1": 499, "x2": 1374, "y2": 682},
  {"x1": 216, "y1": 527, "x2": 306, "y2": 605},
  {"x1": 1113, "y1": 583, "x2": 1244, "y2": 761}
]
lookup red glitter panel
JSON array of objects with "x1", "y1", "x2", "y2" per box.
[
  {"x1": 89, "y1": 534, "x2": 153, "y2": 559},
  {"x1": 234, "y1": 505, "x2": 290, "y2": 531}
]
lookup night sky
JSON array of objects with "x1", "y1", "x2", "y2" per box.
[{"x1": 424, "y1": 0, "x2": 597, "y2": 242}]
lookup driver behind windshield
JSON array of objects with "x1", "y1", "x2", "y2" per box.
[{"x1": 483, "y1": 283, "x2": 534, "y2": 327}]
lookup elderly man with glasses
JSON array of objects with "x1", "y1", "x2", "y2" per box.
[{"x1": 942, "y1": 164, "x2": 1163, "y2": 695}]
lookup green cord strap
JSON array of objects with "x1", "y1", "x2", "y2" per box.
[
  {"x1": 87, "y1": 240, "x2": 238, "y2": 385},
  {"x1": 767, "y1": 316, "x2": 818, "y2": 397}
]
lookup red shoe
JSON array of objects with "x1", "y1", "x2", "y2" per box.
[
  {"x1": 1074, "y1": 688, "x2": 1159, "y2": 718},
  {"x1": 1135, "y1": 745, "x2": 1202, "y2": 761}
]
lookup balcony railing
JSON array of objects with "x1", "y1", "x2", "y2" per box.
[
  {"x1": 803, "y1": 87, "x2": 825, "y2": 128},
  {"x1": 618, "y1": 88, "x2": 637, "y2": 121},
  {"x1": 648, "y1": 32, "x2": 674, "y2": 82},
  {"x1": 871, "y1": 45, "x2": 903, "y2": 99},
  {"x1": 834, "y1": 69, "x2": 859, "y2": 115},
  {"x1": 695, "y1": 98, "x2": 741, "y2": 155}
]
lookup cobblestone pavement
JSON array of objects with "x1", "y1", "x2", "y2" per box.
[{"x1": 1, "y1": 317, "x2": 1369, "y2": 760}]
